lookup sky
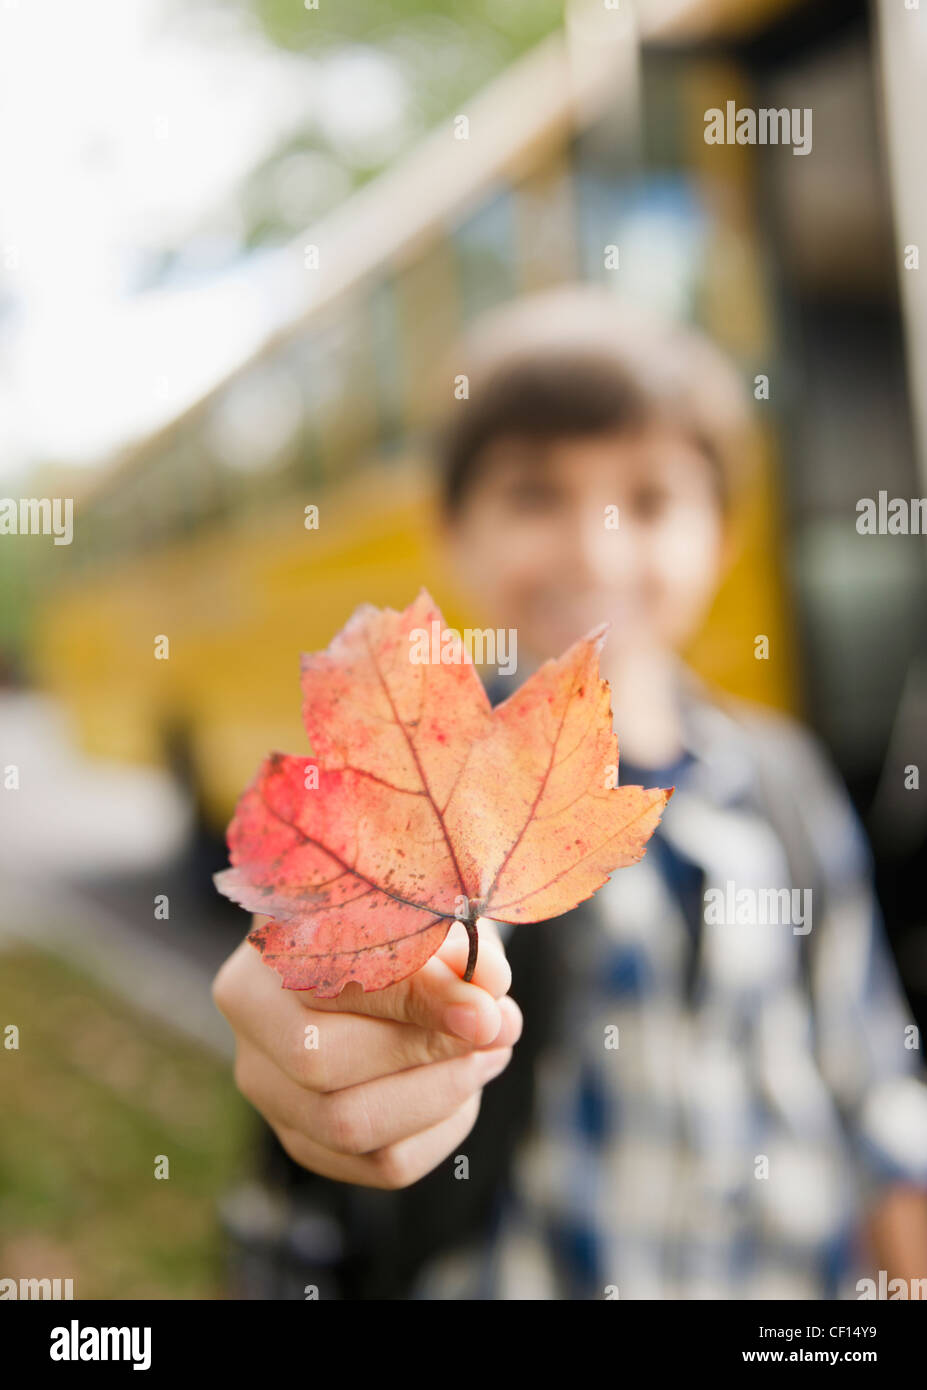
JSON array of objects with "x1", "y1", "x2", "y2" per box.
[{"x1": 0, "y1": 0, "x2": 409, "y2": 484}]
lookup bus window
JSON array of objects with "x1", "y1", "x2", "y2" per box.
[
  {"x1": 513, "y1": 145, "x2": 578, "y2": 292},
  {"x1": 205, "y1": 363, "x2": 305, "y2": 482},
  {"x1": 451, "y1": 187, "x2": 518, "y2": 323},
  {"x1": 368, "y1": 276, "x2": 404, "y2": 457},
  {"x1": 574, "y1": 161, "x2": 709, "y2": 323}
]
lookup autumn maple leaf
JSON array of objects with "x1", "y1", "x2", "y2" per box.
[{"x1": 214, "y1": 590, "x2": 672, "y2": 997}]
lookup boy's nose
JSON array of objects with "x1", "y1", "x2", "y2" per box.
[{"x1": 570, "y1": 507, "x2": 637, "y2": 585}]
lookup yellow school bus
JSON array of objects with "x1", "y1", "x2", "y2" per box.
[{"x1": 29, "y1": 0, "x2": 805, "y2": 836}]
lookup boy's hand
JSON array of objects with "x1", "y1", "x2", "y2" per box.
[{"x1": 211, "y1": 916, "x2": 521, "y2": 1190}]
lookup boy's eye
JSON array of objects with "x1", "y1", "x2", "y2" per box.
[{"x1": 631, "y1": 485, "x2": 670, "y2": 520}]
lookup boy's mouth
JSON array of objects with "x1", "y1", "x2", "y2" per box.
[{"x1": 539, "y1": 593, "x2": 644, "y2": 640}]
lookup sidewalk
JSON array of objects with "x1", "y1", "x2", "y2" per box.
[{"x1": 0, "y1": 690, "x2": 233, "y2": 1057}]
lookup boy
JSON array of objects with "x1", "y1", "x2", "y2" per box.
[{"x1": 212, "y1": 284, "x2": 927, "y2": 1299}]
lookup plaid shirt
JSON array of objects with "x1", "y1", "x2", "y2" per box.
[{"x1": 408, "y1": 666, "x2": 927, "y2": 1300}]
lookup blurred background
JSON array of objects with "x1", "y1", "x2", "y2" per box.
[{"x1": 1, "y1": 0, "x2": 926, "y2": 1297}]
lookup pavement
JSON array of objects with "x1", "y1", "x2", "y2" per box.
[{"x1": 0, "y1": 690, "x2": 244, "y2": 1057}]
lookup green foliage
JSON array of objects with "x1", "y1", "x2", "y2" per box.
[
  {"x1": 185, "y1": 0, "x2": 563, "y2": 244},
  {"x1": 0, "y1": 947, "x2": 255, "y2": 1298},
  {"x1": 247, "y1": 0, "x2": 561, "y2": 56}
]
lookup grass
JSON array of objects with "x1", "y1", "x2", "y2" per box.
[{"x1": 0, "y1": 944, "x2": 257, "y2": 1299}]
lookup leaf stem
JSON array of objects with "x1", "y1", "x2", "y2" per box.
[{"x1": 463, "y1": 917, "x2": 479, "y2": 983}]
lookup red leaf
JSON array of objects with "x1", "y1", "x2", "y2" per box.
[{"x1": 215, "y1": 590, "x2": 672, "y2": 996}]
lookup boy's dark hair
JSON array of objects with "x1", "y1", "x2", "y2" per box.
[{"x1": 435, "y1": 284, "x2": 753, "y2": 516}]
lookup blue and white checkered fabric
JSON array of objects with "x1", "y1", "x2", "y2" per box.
[{"x1": 410, "y1": 670, "x2": 927, "y2": 1299}]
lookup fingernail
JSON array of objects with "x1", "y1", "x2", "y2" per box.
[{"x1": 443, "y1": 1003, "x2": 481, "y2": 1041}]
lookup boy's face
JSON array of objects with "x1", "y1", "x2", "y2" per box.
[{"x1": 444, "y1": 425, "x2": 729, "y2": 665}]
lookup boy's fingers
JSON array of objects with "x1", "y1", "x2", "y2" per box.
[
  {"x1": 311, "y1": 953, "x2": 502, "y2": 1044},
  {"x1": 235, "y1": 1037, "x2": 513, "y2": 1155},
  {"x1": 305, "y1": 920, "x2": 510, "y2": 1043},
  {"x1": 303, "y1": 992, "x2": 522, "y2": 1092},
  {"x1": 271, "y1": 1091, "x2": 484, "y2": 1191},
  {"x1": 249, "y1": 982, "x2": 522, "y2": 1093},
  {"x1": 213, "y1": 937, "x2": 523, "y2": 1088}
]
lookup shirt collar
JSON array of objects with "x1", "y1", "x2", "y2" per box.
[{"x1": 672, "y1": 660, "x2": 759, "y2": 806}]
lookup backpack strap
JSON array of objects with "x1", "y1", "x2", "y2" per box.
[{"x1": 718, "y1": 697, "x2": 829, "y2": 1029}]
